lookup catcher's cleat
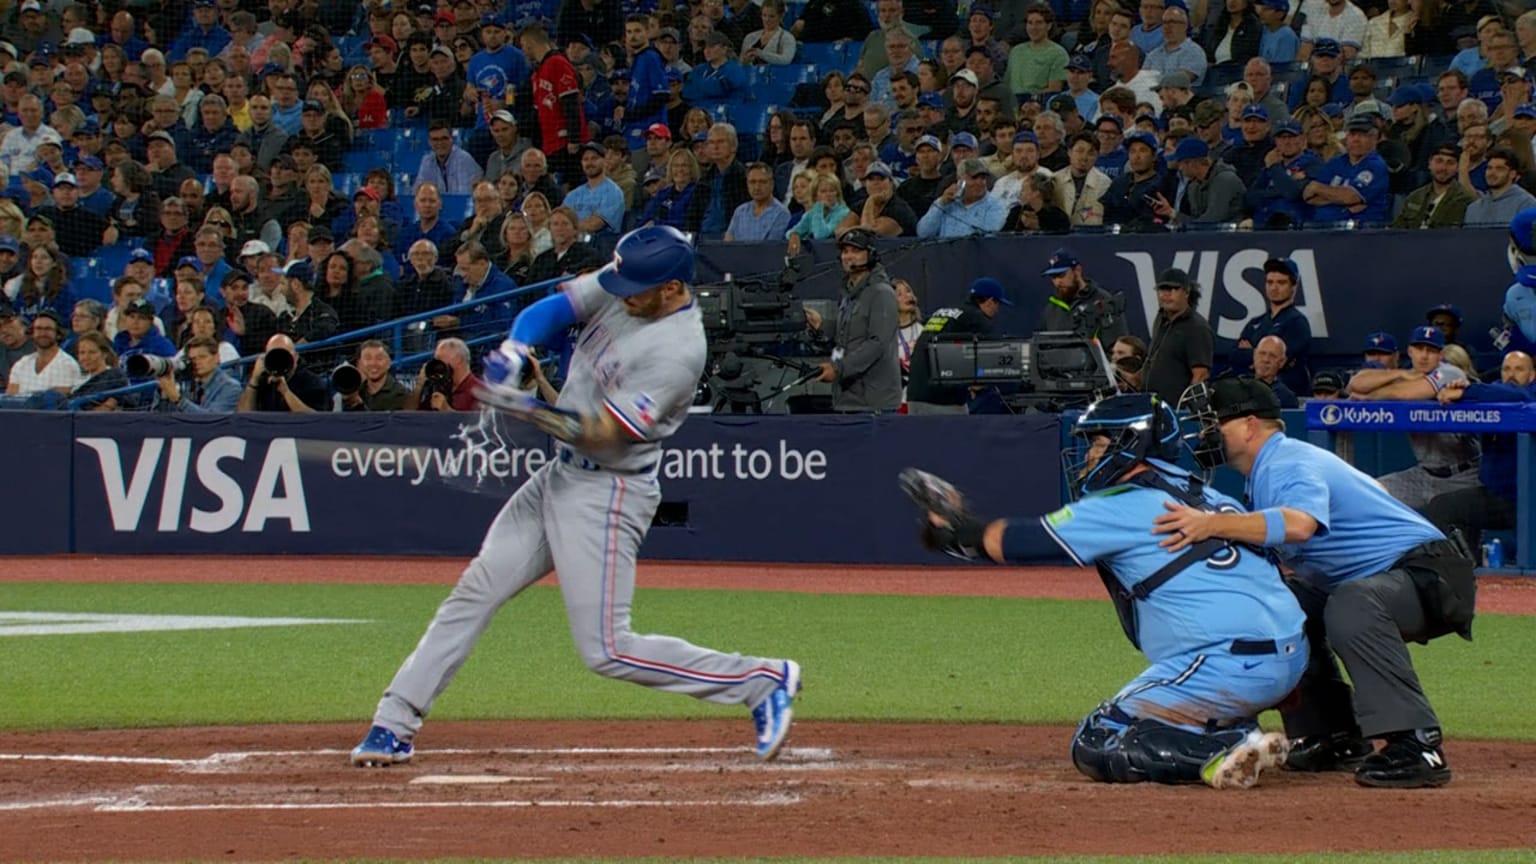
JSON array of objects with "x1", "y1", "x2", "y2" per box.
[
  {"x1": 350, "y1": 725, "x2": 414, "y2": 767},
  {"x1": 752, "y1": 660, "x2": 802, "y2": 761},
  {"x1": 1201, "y1": 731, "x2": 1289, "y2": 790}
]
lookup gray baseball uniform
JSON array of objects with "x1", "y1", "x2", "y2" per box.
[
  {"x1": 371, "y1": 274, "x2": 792, "y2": 740},
  {"x1": 1377, "y1": 362, "x2": 1481, "y2": 509}
]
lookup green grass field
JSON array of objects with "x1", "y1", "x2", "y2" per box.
[{"x1": 4, "y1": 581, "x2": 1535, "y2": 740}]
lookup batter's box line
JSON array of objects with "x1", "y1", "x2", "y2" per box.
[{"x1": 92, "y1": 792, "x2": 804, "y2": 813}]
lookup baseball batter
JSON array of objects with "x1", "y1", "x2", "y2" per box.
[
  {"x1": 352, "y1": 225, "x2": 801, "y2": 766},
  {"x1": 901, "y1": 394, "x2": 1308, "y2": 790}
]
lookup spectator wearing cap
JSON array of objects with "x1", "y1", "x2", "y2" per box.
[
  {"x1": 872, "y1": 29, "x2": 923, "y2": 106},
  {"x1": 168, "y1": 0, "x2": 232, "y2": 62},
  {"x1": 1228, "y1": 103, "x2": 1275, "y2": 187},
  {"x1": 1288, "y1": 39, "x2": 1352, "y2": 109},
  {"x1": 905, "y1": 276, "x2": 1011, "y2": 414},
  {"x1": 1006, "y1": 6, "x2": 1068, "y2": 96},
  {"x1": 1228, "y1": 257, "x2": 1313, "y2": 393},
  {"x1": 838, "y1": 161, "x2": 918, "y2": 237},
  {"x1": 1360, "y1": 329, "x2": 1400, "y2": 368},
  {"x1": 1063, "y1": 55, "x2": 1101, "y2": 122},
  {"x1": 1052, "y1": 131, "x2": 1113, "y2": 225},
  {"x1": 898, "y1": 134, "x2": 948, "y2": 212},
  {"x1": 1106, "y1": 41, "x2": 1163, "y2": 114},
  {"x1": 991, "y1": 130, "x2": 1052, "y2": 203},
  {"x1": 1464, "y1": 146, "x2": 1536, "y2": 226},
  {"x1": 12, "y1": 2, "x2": 59, "y2": 57},
  {"x1": 1426, "y1": 303, "x2": 1465, "y2": 346},
  {"x1": 406, "y1": 45, "x2": 466, "y2": 126},
  {"x1": 966, "y1": 5, "x2": 1010, "y2": 74},
  {"x1": 1203, "y1": 0, "x2": 1262, "y2": 69},
  {"x1": 271, "y1": 260, "x2": 340, "y2": 353},
  {"x1": 143, "y1": 129, "x2": 197, "y2": 204},
  {"x1": 725, "y1": 161, "x2": 793, "y2": 241},
  {"x1": 654, "y1": 27, "x2": 691, "y2": 77},
  {"x1": 1247, "y1": 118, "x2": 1323, "y2": 227},
  {"x1": 0, "y1": 303, "x2": 31, "y2": 389},
  {"x1": 36, "y1": 173, "x2": 107, "y2": 259},
  {"x1": 112, "y1": 297, "x2": 178, "y2": 364},
  {"x1": 484, "y1": 111, "x2": 533, "y2": 185},
  {"x1": 1348, "y1": 324, "x2": 1482, "y2": 508},
  {"x1": 683, "y1": 31, "x2": 749, "y2": 103},
  {"x1": 468, "y1": 11, "x2": 532, "y2": 98},
  {"x1": 413, "y1": 120, "x2": 482, "y2": 197},
  {"x1": 1145, "y1": 4, "x2": 1208, "y2": 85},
  {"x1": 1397, "y1": 142, "x2": 1475, "y2": 229},
  {"x1": 563, "y1": 141, "x2": 626, "y2": 239},
  {"x1": 1144, "y1": 267, "x2": 1212, "y2": 404},
  {"x1": 1103, "y1": 129, "x2": 1169, "y2": 230},
  {"x1": 1304, "y1": 113, "x2": 1391, "y2": 222},
  {"x1": 941, "y1": 70, "x2": 984, "y2": 139},
  {"x1": 741, "y1": 0, "x2": 797, "y2": 66},
  {"x1": 856, "y1": 0, "x2": 928, "y2": 80},
  {"x1": 1153, "y1": 136, "x2": 1246, "y2": 224},
  {"x1": 219, "y1": 263, "x2": 277, "y2": 359},
  {"x1": 1297, "y1": 0, "x2": 1367, "y2": 62},
  {"x1": 6, "y1": 308, "x2": 82, "y2": 397},
  {"x1": 0, "y1": 94, "x2": 58, "y2": 176},
  {"x1": 917, "y1": 157, "x2": 1007, "y2": 237},
  {"x1": 1092, "y1": 114, "x2": 1128, "y2": 180},
  {"x1": 1309, "y1": 369, "x2": 1345, "y2": 398}
]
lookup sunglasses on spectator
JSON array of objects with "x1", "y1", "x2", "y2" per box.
[
  {"x1": 350, "y1": 71, "x2": 371, "y2": 80},
  {"x1": 846, "y1": 84, "x2": 869, "y2": 93},
  {"x1": 208, "y1": 220, "x2": 231, "y2": 228}
]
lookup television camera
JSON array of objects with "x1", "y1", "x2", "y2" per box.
[
  {"x1": 692, "y1": 262, "x2": 828, "y2": 413},
  {"x1": 923, "y1": 331, "x2": 1117, "y2": 411}
]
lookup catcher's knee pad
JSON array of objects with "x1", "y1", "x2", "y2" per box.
[{"x1": 1072, "y1": 711, "x2": 1245, "y2": 785}]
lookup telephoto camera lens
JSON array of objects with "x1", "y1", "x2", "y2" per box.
[
  {"x1": 332, "y1": 363, "x2": 362, "y2": 396},
  {"x1": 263, "y1": 348, "x2": 295, "y2": 378}
]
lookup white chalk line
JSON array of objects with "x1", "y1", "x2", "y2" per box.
[{"x1": 88, "y1": 792, "x2": 804, "y2": 813}]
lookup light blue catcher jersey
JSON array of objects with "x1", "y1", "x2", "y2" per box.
[
  {"x1": 1246, "y1": 434, "x2": 1444, "y2": 588},
  {"x1": 1041, "y1": 461, "x2": 1305, "y2": 663}
]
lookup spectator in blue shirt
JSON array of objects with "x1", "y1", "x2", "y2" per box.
[
  {"x1": 622, "y1": 15, "x2": 670, "y2": 149},
  {"x1": 682, "y1": 31, "x2": 750, "y2": 103},
  {"x1": 917, "y1": 159, "x2": 1008, "y2": 237},
  {"x1": 112, "y1": 298, "x2": 177, "y2": 361},
  {"x1": 725, "y1": 162, "x2": 792, "y2": 241},
  {"x1": 640, "y1": 150, "x2": 707, "y2": 232},
  {"x1": 562, "y1": 142, "x2": 626, "y2": 238},
  {"x1": 414, "y1": 122, "x2": 484, "y2": 196},
  {"x1": 1245, "y1": 119, "x2": 1321, "y2": 228},
  {"x1": 1255, "y1": 0, "x2": 1299, "y2": 64},
  {"x1": 168, "y1": 0, "x2": 232, "y2": 63},
  {"x1": 1304, "y1": 113, "x2": 1391, "y2": 223},
  {"x1": 396, "y1": 182, "x2": 461, "y2": 268},
  {"x1": 467, "y1": 13, "x2": 531, "y2": 93}
]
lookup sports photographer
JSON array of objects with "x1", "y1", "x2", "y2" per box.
[
  {"x1": 802, "y1": 228, "x2": 901, "y2": 413},
  {"x1": 156, "y1": 336, "x2": 241, "y2": 412},
  {"x1": 340, "y1": 340, "x2": 412, "y2": 411},
  {"x1": 238, "y1": 333, "x2": 329, "y2": 413},
  {"x1": 905, "y1": 277, "x2": 1011, "y2": 415},
  {"x1": 408, "y1": 337, "x2": 483, "y2": 411}
]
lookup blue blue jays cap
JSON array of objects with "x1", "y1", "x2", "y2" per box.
[
  {"x1": 915, "y1": 134, "x2": 942, "y2": 150},
  {"x1": 1012, "y1": 130, "x2": 1038, "y2": 145},
  {"x1": 1274, "y1": 118, "x2": 1302, "y2": 136},
  {"x1": 480, "y1": 11, "x2": 507, "y2": 27},
  {"x1": 1312, "y1": 38, "x2": 1342, "y2": 57},
  {"x1": 1170, "y1": 136, "x2": 1210, "y2": 162},
  {"x1": 919, "y1": 92, "x2": 944, "y2": 108},
  {"x1": 598, "y1": 225, "x2": 696, "y2": 297},
  {"x1": 275, "y1": 259, "x2": 312, "y2": 282},
  {"x1": 0, "y1": 236, "x2": 18, "y2": 254},
  {"x1": 609, "y1": 67, "x2": 631, "y2": 82},
  {"x1": 1363, "y1": 330, "x2": 1397, "y2": 354},
  {"x1": 1256, "y1": 0, "x2": 1288, "y2": 11},
  {"x1": 1426, "y1": 303, "x2": 1463, "y2": 324},
  {"x1": 128, "y1": 247, "x2": 154, "y2": 264},
  {"x1": 1409, "y1": 325, "x2": 1445, "y2": 349},
  {"x1": 951, "y1": 132, "x2": 978, "y2": 150},
  {"x1": 176, "y1": 256, "x2": 203, "y2": 272},
  {"x1": 1042, "y1": 248, "x2": 1079, "y2": 275},
  {"x1": 1124, "y1": 130, "x2": 1158, "y2": 150},
  {"x1": 1516, "y1": 103, "x2": 1536, "y2": 120},
  {"x1": 1240, "y1": 104, "x2": 1269, "y2": 121},
  {"x1": 969, "y1": 277, "x2": 1013, "y2": 306},
  {"x1": 1263, "y1": 257, "x2": 1299, "y2": 281}
]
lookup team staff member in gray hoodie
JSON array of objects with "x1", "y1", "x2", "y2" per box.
[
  {"x1": 804, "y1": 228, "x2": 902, "y2": 412},
  {"x1": 1151, "y1": 137, "x2": 1245, "y2": 226}
]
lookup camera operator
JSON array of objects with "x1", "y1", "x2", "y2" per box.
[
  {"x1": 801, "y1": 228, "x2": 901, "y2": 413},
  {"x1": 238, "y1": 333, "x2": 329, "y2": 412},
  {"x1": 1110, "y1": 334, "x2": 1147, "y2": 392},
  {"x1": 341, "y1": 339, "x2": 412, "y2": 411},
  {"x1": 1038, "y1": 248, "x2": 1128, "y2": 344},
  {"x1": 409, "y1": 337, "x2": 483, "y2": 411},
  {"x1": 156, "y1": 336, "x2": 241, "y2": 412},
  {"x1": 905, "y1": 277, "x2": 1012, "y2": 415}
]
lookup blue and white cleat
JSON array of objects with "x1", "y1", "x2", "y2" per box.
[
  {"x1": 350, "y1": 725, "x2": 414, "y2": 767},
  {"x1": 752, "y1": 660, "x2": 802, "y2": 761}
]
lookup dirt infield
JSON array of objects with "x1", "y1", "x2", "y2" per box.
[
  {"x1": 4, "y1": 721, "x2": 1536, "y2": 860},
  {"x1": 6, "y1": 556, "x2": 1536, "y2": 860}
]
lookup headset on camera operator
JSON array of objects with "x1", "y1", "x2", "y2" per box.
[
  {"x1": 155, "y1": 335, "x2": 241, "y2": 412},
  {"x1": 1038, "y1": 248, "x2": 1128, "y2": 344},
  {"x1": 338, "y1": 340, "x2": 412, "y2": 411},
  {"x1": 238, "y1": 333, "x2": 329, "y2": 413},
  {"x1": 409, "y1": 337, "x2": 483, "y2": 411},
  {"x1": 801, "y1": 228, "x2": 901, "y2": 413},
  {"x1": 905, "y1": 277, "x2": 1012, "y2": 415}
]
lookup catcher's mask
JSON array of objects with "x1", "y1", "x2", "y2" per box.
[
  {"x1": 1062, "y1": 393, "x2": 1181, "y2": 499},
  {"x1": 1178, "y1": 378, "x2": 1283, "y2": 469}
]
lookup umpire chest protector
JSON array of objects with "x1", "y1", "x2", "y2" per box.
[{"x1": 1095, "y1": 470, "x2": 1254, "y2": 650}]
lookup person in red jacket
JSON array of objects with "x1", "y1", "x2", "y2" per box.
[{"x1": 522, "y1": 23, "x2": 588, "y2": 188}]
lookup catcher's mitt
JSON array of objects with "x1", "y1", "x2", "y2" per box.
[{"x1": 897, "y1": 468, "x2": 989, "y2": 561}]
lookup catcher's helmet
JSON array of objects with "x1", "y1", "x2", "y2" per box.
[
  {"x1": 1510, "y1": 208, "x2": 1536, "y2": 273},
  {"x1": 1065, "y1": 393, "x2": 1181, "y2": 498},
  {"x1": 597, "y1": 225, "x2": 696, "y2": 297}
]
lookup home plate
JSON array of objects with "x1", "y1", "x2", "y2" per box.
[{"x1": 410, "y1": 775, "x2": 548, "y2": 785}]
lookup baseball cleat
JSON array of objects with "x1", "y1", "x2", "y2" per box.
[
  {"x1": 752, "y1": 660, "x2": 802, "y2": 761},
  {"x1": 1284, "y1": 731, "x2": 1373, "y2": 772},
  {"x1": 1355, "y1": 730, "x2": 1452, "y2": 789},
  {"x1": 1201, "y1": 731, "x2": 1289, "y2": 790},
  {"x1": 350, "y1": 725, "x2": 414, "y2": 767}
]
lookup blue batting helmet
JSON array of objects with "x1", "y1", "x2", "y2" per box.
[
  {"x1": 597, "y1": 225, "x2": 696, "y2": 297},
  {"x1": 1509, "y1": 208, "x2": 1536, "y2": 272},
  {"x1": 1065, "y1": 394, "x2": 1182, "y2": 498}
]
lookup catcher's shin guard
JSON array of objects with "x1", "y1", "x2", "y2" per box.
[{"x1": 1072, "y1": 713, "x2": 1247, "y2": 785}]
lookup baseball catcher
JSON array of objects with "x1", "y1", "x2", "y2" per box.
[{"x1": 900, "y1": 393, "x2": 1309, "y2": 789}]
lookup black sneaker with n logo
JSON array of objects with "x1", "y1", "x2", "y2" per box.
[{"x1": 1355, "y1": 728, "x2": 1453, "y2": 789}]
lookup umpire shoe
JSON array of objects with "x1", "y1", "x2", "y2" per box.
[
  {"x1": 1202, "y1": 731, "x2": 1290, "y2": 790},
  {"x1": 1284, "y1": 731, "x2": 1373, "y2": 772},
  {"x1": 1355, "y1": 728, "x2": 1452, "y2": 789},
  {"x1": 752, "y1": 660, "x2": 802, "y2": 761},
  {"x1": 350, "y1": 725, "x2": 414, "y2": 767}
]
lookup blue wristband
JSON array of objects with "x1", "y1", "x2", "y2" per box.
[{"x1": 1260, "y1": 508, "x2": 1287, "y2": 546}]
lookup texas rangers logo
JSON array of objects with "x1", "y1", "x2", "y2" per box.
[{"x1": 633, "y1": 393, "x2": 657, "y2": 426}]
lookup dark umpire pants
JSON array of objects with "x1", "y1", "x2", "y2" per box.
[{"x1": 1281, "y1": 541, "x2": 1473, "y2": 740}]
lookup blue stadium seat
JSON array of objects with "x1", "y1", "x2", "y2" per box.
[
  {"x1": 728, "y1": 102, "x2": 773, "y2": 138},
  {"x1": 1371, "y1": 55, "x2": 1419, "y2": 75},
  {"x1": 342, "y1": 149, "x2": 390, "y2": 174},
  {"x1": 73, "y1": 276, "x2": 111, "y2": 303},
  {"x1": 1206, "y1": 64, "x2": 1244, "y2": 88},
  {"x1": 441, "y1": 194, "x2": 473, "y2": 221},
  {"x1": 146, "y1": 277, "x2": 173, "y2": 309},
  {"x1": 334, "y1": 172, "x2": 363, "y2": 195},
  {"x1": 1419, "y1": 55, "x2": 1453, "y2": 80},
  {"x1": 69, "y1": 256, "x2": 94, "y2": 281},
  {"x1": 91, "y1": 243, "x2": 135, "y2": 277},
  {"x1": 798, "y1": 42, "x2": 848, "y2": 73}
]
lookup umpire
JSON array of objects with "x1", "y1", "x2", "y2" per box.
[{"x1": 1155, "y1": 378, "x2": 1475, "y2": 789}]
